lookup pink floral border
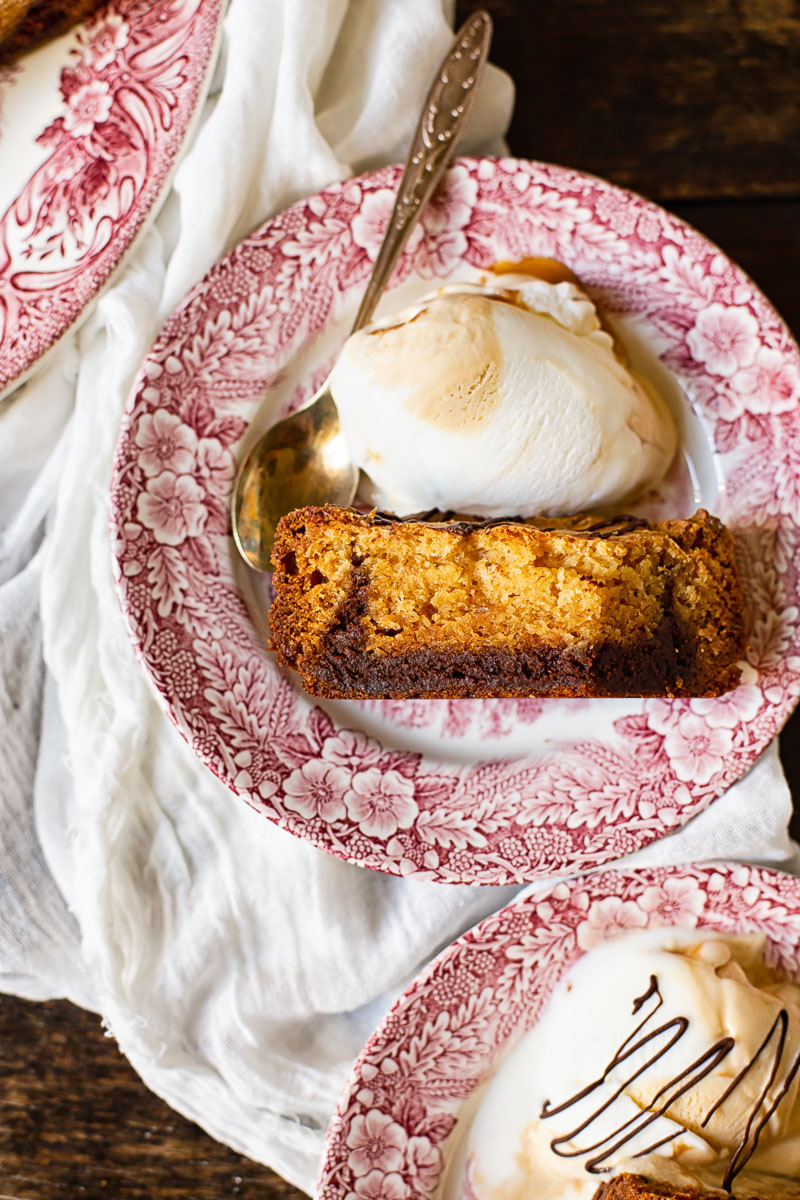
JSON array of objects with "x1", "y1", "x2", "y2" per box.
[
  {"x1": 0, "y1": 0, "x2": 224, "y2": 395},
  {"x1": 317, "y1": 863, "x2": 800, "y2": 1200},
  {"x1": 111, "y1": 157, "x2": 800, "y2": 885}
]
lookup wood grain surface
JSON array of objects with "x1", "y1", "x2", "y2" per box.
[
  {"x1": 2, "y1": 2, "x2": 800, "y2": 1198},
  {"x1": 483, "y1": 0, "x2": 800, "y2": 201}
]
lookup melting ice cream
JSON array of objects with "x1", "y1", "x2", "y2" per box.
[
  {"x1": 329, "y1": 274, "x2": 677, "y2": 517},
  {"x1": 454, "y1": 930, "x2": 800, "y2": 1200}
]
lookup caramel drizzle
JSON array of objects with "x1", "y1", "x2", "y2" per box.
[{"x1": 540, "y1": 974, "x2": 800, "y2": 1190}]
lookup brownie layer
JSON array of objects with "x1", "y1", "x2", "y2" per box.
[{"x1": 305, "y1": 636, "x2": 702, "y2": 699}]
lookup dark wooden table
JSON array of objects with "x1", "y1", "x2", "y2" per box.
[{"x1": 3, "y1": 2, "x2": 800, "y2": 1196}]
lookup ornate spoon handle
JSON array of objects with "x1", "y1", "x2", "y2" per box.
[{"x1": 350, "y1": 11, "x2": 492, "y2": 334}]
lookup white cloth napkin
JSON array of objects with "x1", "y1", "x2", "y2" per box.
[{"x1": 0, "y1": 0, "x2": 797, "y2": 1193}]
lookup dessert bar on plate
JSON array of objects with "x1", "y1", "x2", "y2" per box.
[
  {"x1": 0, "y1": 0, "x2": 107, "y2": 63},
  {"x1": 592, "y1": 1173, "x2": 800, "y2": 1199},
  {"x1": 270, "y1": 504, "x2": 746, "y2": 700}
]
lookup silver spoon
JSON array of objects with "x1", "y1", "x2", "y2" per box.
[{"x1": 231, "y1": 10, "x2": 493, "y2": 572}]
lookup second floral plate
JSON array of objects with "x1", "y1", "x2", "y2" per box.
[{"x1": 316, "y1": 863, "x2": 800, "y2": 1199}]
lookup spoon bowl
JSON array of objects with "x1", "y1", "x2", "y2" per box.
[
  {"x1": 231, "y1": 11, "x2": 492, "y2": 572},
  {"x1": 232, "y1": 388, "x2": 357, "y2": 571}
]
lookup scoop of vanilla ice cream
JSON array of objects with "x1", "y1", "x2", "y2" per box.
[
  {"x1": 328, "y1": 276, "x2": 677, "y2": 517},
  {"x1": 457, "y1": 930, "x2": 800, "y2": 1200}
]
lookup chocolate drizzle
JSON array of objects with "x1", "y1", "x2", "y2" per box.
[
  {"x1": 540, "y1": 973, "x2": 800, "y2": 1191},
  {"x1": 367, "y1": 509, "x2": 649, "y2": 538}
]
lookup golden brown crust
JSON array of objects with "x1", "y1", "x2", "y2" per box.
[
  {"x1": 592, "y1": 1176, "x2": 711, "y2": 1200},
  {"x1": 591, "y1": 1172, "x2": 798, "y2": 1200},
  {"x1": 0, "y1": 0, "x2": 108, "y2": 65},
  {"x1": 269, "y1": 506, "x2": 746, "y2": 700}
]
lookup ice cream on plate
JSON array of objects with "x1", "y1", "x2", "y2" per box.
[
  {"x1": 329, "y1": 269, "x2": 677, "y2": 518},
  {"x1": 453, "y1": 929, "x2": 800, "y2": 1200}
]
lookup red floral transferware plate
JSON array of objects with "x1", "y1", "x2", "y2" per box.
[
  {"x1": 0, "y1": 0, "x2": 225, "y2": 399},
  {"x1": 317, "y1": 863, "x2": 800, "y2": 1199},
  {"x1": 110, "y1": 156, "x2": 800, "y2": 885}
]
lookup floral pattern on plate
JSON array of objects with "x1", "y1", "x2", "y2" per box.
[
  {"x1": 111, "y1": 157, "x2": 800, "y2": 885},
  {"x1": 316, "y1": 863, "x2": 800, "y2": 1200},
  {"x1": 0, "y1": 0, "x2": 224, "y2": 396}
]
